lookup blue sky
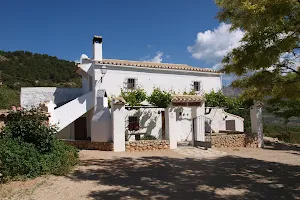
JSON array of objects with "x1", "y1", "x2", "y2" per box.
[{"x1": 0, "y1": 0, "x2": 243, "y2": 84}]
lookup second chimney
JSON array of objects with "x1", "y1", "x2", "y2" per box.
[{"x1": 93, "y1": 35, "x2": 103, "y2": 61}]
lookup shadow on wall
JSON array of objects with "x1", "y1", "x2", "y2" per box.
[
  {"x1": 53, "y1": 88, "x2": 83, "y2": 108},
  {"x1": 173, "y1": 107, "x2": 193, "y2": 141},
  {"x1": 66, "y1": 155, "x2": 300, "y2": 200},
  {"x1": 125, "y1": 108, "x2": 161, "y2": 139}
]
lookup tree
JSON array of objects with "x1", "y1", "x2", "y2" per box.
[
  {"x1": 120, "y1": 88, "x2": 147, "y2": 107},
  {"x1": 147, "y1": 88, "x2": 173, "y2": 108},
  {"x1": 0, "y1": 51, "x2": 81, "y2": 90},
  {"x1": 215, "y1": 0, "x2": 300, "y2": 119},
  {"x1": 265, "y1": 98, "x2": 300, "y2": 123},
  {"x1": 205, "y1": 90, "x2": 253, "y2": 131}
]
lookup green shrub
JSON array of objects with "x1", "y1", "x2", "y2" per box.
[
  {"x1": 148, "y1": 88, "x2": 172, "y2": 108},
  {"x1": 264, "y1": 123, "x2": 300, "y2": 144},
  {"x1": 0, "y1": 138, "x2": 42, "y2": 182},
  {"x1": 183, "y1": 90, "x2": 196, "y2": 95},
  {"x1": 204, "y1": 90, "x2": 253, "y2": 132},
  {"x1": 0, "y1": 109, "x2": 78, "y2": 183},
  {"x1": 121, "y1": 88, "x2": 147, "y2": 107},
  {"x1": 3, "y1": 108, "x2": 57, "y2": 153},
  {"x1": 0, "y1": 86, "x2": 20, "y2": 109},
  {"x1": 141, "y1": 134, "x2": 157, "y2": 140}
]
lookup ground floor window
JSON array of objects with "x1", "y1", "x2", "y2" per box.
[{"x1": 128, "y1": 116, "x2": 139, "y2": 131}]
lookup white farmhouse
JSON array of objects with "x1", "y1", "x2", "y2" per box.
[
  {"x1": 21, "y1": 36, "x2": 243, "y2": 147},
  {"x1": 83, "y1": 36, "x2": 222, "y2": 97}
]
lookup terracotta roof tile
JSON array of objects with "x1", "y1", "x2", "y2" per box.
[
  {"x1": 112, "y1": 96, "x2": 126, "y2": 105},
  {"x1": 88, "y1": 59, "x2": 219, "y2": 73},
  {"x1": 172, "y1": 95, "x2": 204, "y2": 103}
]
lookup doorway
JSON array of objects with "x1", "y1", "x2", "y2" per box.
[
  {"x1": 161, "y1": 111, "x2": 166, "y2": 139},
  {"x1": 226, "y1": 120, "x2": 236, "y2": 131},
  {"x1": 75, "y1": 117, "x2": 87, "y2": 140}
]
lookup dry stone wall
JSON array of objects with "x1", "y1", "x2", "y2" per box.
[
  {"x1": 212, "y1": 133, "x2": 258, "y2": 148},
  {"x1": 126, "y1": 140, "x2": 170, "y2": 152},
  {"x1": 63, "y1": 140, "x2": 113, "y2": 151}
]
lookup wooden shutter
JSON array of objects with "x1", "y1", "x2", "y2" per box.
[
  {"x1": 123, "y1": 78, "x2": 128, "y2": 90},
  {"x1": 191, "y1": 81, "x2": 195, "y2": 91},
  {"x1": 226, "y1": 120, "x2": 236, "y2": 131},
  {"x1": 134, "y1": 78, "x2": 138, "y2": 89},
  {"x1": 199, "y1": 81, "x2": 203, "y2": 94}
]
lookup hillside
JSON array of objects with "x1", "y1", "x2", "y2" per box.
[
  {"x1": 0, "y1": 50, "x2": 81, "y2": 88},
  {"x1": 0, "y1": 50, "x2": 81, "y2": 109}
]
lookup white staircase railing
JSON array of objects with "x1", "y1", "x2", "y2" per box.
[{"x1": 50, "y1": 91, "x2": 94, "y2": 131}]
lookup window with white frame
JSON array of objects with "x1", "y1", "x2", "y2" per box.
[
  {"x1": 127, "y1": 78, "x2": 136, "y2": 89},
  {"x1": 193, "y1": 81, "x2": 202, "y2": 92}
]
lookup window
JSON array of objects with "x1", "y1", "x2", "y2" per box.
[
  {"x1": 127, "y1": 78, "x2": 136, "y2": 89},
  {"x1": 128, "y1": 116, "x2": 139, "y2": 131},
  {"x1": 193, "y1": 81, "x2": 201, "y2": 92}
]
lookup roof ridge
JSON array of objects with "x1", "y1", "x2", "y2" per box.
[
  {"x1": 83, "y1": 58, "x2": 219, "y2": 73},
  {"x1": 103, "y1": 58, "x2": 188, "y2": 66}
]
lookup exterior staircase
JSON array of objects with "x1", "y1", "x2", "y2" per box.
[
  {"x1": 51, "y1": 91, "x2": 94, "y2": 131},
  {"x1": 48, "y1": 63, "x2": 95, "y2": 131}
]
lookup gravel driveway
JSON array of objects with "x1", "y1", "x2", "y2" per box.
[{"x1": 1, "y1": 142, "x2": 300, "y2": 200}]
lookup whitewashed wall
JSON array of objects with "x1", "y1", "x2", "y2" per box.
[
  {"x1": 174, "y1": 107, "x2": 193, "y2": 142},
  {"x1": 58, "y1": 122, "x2": 75, "y2": 139},
  {"x1": 205, "y1": 108, "x2": 244, "y2": 133},
  {"x1": 21, "y1": 87, "x2": 83, "y2": 108},
  {"x1": 94, "y1": 65, "x2": 222, "y2": 97},
  {"x1": 124, "y1": 107, "x2": 195, "y2": 142},
  {"x1": 125, "y1": 108, "x2": 164, "y2": 141},
  {"x1": 91, "y1": 108, "x2": 111, "y2": 142}
]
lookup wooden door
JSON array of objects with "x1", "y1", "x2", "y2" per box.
[
  {"x1": 75, "y1": 117, "x2": 87, "y2": 140},
  {"x1": 226, "y1": 120, "x2": 236, "y2": 131},
  {"x1": 161, "y1": 111, "x2": 166, "y2": 139}
]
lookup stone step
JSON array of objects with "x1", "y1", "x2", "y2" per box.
[{"x1": 177, "y1": 141, "x2": 191, "y2": 146}]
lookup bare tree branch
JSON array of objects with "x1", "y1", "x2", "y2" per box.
[{"x1": 285, "y1": 66, "x2": 300, "y2": 75}]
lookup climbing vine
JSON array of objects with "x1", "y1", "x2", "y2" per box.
[
  {"x1": 183, "y1": 90, "x2": 196, "y2": 95},
  {"x1": 147, "y1": 88, "x2": 173, "y2": 108},
  {"x1": 120, "y1": 88, "x2": 147, "y2": 107}
]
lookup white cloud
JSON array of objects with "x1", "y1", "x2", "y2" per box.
[
  {"x1": 144, "y1": 51, "x2": 164, "y2": 63},
  {"x1": 280, "y1": 52, "x2": 300, "y2": 70},
  {"x1": 147, "y1": 44, "x2": 152, "y2": 48},
  {"x1": 222, "y1": 75, "x2": 237, "y2": 86},
  {"x1": 187, "y1": 23, "x2": 244, "y2": 69},
  {"x1": 212, "y1": 63, "x2": 223, "y2": 70}
]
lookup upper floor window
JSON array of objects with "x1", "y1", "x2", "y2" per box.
[
  {"x1": 127, "y1": 78, "x2": 136, "y2": 89},
  {"x1": 193, "y1": 81, "x2": 202, "y2": 92}
]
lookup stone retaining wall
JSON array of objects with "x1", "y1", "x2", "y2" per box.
[
  {"x1": 126, "y1": 140, "x2": 170, "y2": 152},
  {"x1": 212, "y1": 133, "x2": 258, "y2": 148},
  {"x1": 63, "y1": 140, "x2": 113, "y2": 151}
]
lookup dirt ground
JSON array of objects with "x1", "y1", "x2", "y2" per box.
[{"x1": 1, "y1": 142, "x2": 300, "y2": 200}]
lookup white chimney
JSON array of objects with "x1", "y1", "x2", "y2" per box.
[{"x1": 93, "y1": 35, "x2": 102, "y2": 61}]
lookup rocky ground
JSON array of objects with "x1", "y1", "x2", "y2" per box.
[{"x1": 1, "y1": 141, "x2": 300, "y2": 200}]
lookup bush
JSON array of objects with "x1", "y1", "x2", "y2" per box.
[
  {"x1": 0, "y1": 138, "x2": 42, "y2": 181},
  {"x1": 183, "y1": 90, "x2": 196, "y2": 95},
  {"x1": 141, "y1": 134, "x2": 157, "y2": 140},
  {"x1": 121, "y1": 88, "x2": 147, "y2": 107},
  {"x1": 3, "y1": 108, "x2": 57, "y2": 153},
  {"x1": 0, "y1": 109, "x2": 78, "y2": 183},
  {"x1": 204, "y1": 90, "x2": 253, "y2": 132},
  {"x1": 264, "y1": 123, "x2": 300, "y2": 144},
  {"x1": 148, "y1": 88, "x2": 172, "y2": 108},
  {"x1": 0, "y1": 86, "x2": 20, "y2": 109}
]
